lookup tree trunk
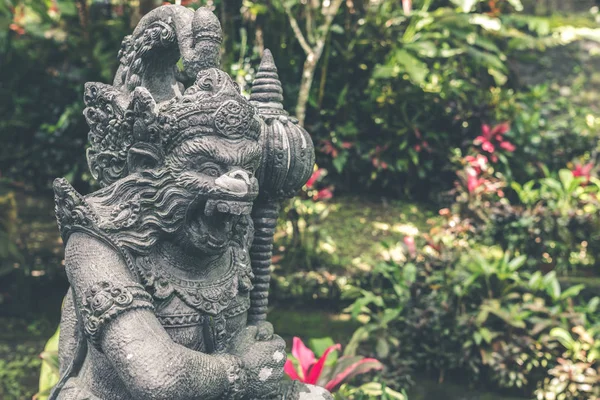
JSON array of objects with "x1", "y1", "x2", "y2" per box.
[{"x1": 296, "y1": 54, "x2": 318, "y2": 127}]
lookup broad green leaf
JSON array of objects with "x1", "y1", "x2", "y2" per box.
[
  {"x1": 376, "y1": 337, "x2": 390, "y2": 358},
  {"x1": 37, "y1": 326, "x2": 61, "y2": 400},
  {"x1": 395, "y1": 50, "x2": 429, "y2": 85},
  {"x1": 549, "y1": 327, "x2": 575, "y2": 349},
  {"x1": 558, "y1": 169, "x2": 574, "y2": 191},
  {"x1": 470, "y1": 15, "x2": 501, "y2": 31},
  {"x1": 560, "y1": 284, "x2": 584, "y2": 300}
]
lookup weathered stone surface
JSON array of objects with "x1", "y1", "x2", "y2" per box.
[{"x1": 50, "y1": 5, "x2": 329, "y2": 400}]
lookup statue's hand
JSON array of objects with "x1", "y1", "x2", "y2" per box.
[
  {"x1": 251, "y1": 320, "x2": 274, "y2": 341},
  {"x1": 282, "y1": 381, "x2": 334, "y2": 400},
  {"x1": 228, "y1": 325, "x2": 286, "y2": 398}
]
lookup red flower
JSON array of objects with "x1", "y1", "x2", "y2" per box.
[
  {"x1": 9, "y1": 23, "x2": 24, "y2": 35},
  {"x1": 572, "y1": 162, "x2": 594, "y2": 183},
  {"x1": 284, "y1": 337, "x2": 383, "y2": 392},
  {"x1": 321, "y1": 140, "x2": 338, "y2": 159},
  {"x1": 474, "y1": 122, "x2": 515, "y2": 157},
  {"x1": 306, "y1": 168, "x2": 324, "y2": 189},
  {"x1": 403, "y1": 236, "x2": 416, "y2": 258},
  {"x1": 314, "y1": 188, "x2": 333, "y2": 201},
  {"x1": 465, "y1": 154, "x2": 488, "y2": 174},
  {"x1": 498, "y1": 140, "x2": 516, "y2": 152},
  {"x1": 467, "y1": 168, "x2": 485, "y2": 193}
]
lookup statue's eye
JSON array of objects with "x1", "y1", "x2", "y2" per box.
[
  {"x1": 198, "y1": 164, "x2": 221, "y2": 178},
  {"x1": 244, "y1": 166, "x2": 255, "y2": 176}
]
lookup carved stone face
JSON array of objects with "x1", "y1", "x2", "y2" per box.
[{"x1": 165, "y1": 136, "x2": 261, "y2": 255}]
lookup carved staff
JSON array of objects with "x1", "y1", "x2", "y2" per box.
[{"x1": 248, "y1": 50, "x2": 315, "y2": 324}]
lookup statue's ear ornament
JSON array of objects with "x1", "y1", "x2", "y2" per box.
[{"x1": 84, "y1": 82, "x2": 134, "y2": 187}]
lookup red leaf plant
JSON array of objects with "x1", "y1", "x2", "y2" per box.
[
  {"x1": 284, "y1": 337, "x2": 384, "y2": 392},
  {"x1": 464, "y1": 154, "x2": 489, "y2": 193},
  {"x1": 314, "y1": 188, "x2": 333, "y2": 201},
  {"x1": 306, "y1": 168, "x2": 325, "y2": 189},
  {"x1": 474, "y1": 122, "x2": 515, "y2": 162}
]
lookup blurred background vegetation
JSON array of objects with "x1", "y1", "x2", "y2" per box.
[{"x1": 3, "y1": 0, "x2": 600, "y2": 399}]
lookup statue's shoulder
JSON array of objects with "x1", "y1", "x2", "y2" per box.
[{"x1": 53, "y1": 178, "x2": 119, "y2": 244}]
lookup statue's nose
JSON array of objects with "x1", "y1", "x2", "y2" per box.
[{"x1": 214, "y1": 170, "x2": 251, "y2": 196}]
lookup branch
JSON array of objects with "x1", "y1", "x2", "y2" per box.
[
  {"x1": 322, "y1": 0, "x2": 344, "y2": 34},
  {"x1": 282, "y1": 3, "x2": 314, "y2": 56},
  {"x1": 314, "y1": 0, "x2": 343, "y2": 55}
]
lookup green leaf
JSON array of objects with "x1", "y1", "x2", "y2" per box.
[
  {"x1": 330, "y1": 24, "x2": 344, "y2": 34},
  {"x1": 549, "y1": 327, "x2": 575, "y2": 349},
  {"x1": 488, "y1": 68, "x2": 507, "y2": 86},
  {"x1": 560, "y1": 284, "x2": 584, "y2": 300},
  {"x1": 332, "y1": 152, "x2": 348, "y2": 173},
  {"x1": 558, "y1": 169, "x2": 574, "y2": 191},
  {"x1": 507, "y1": 0, "x2": 524, "y2": 11},
  {"x1": 376, "y1": 337, "x2": 390, "y2": 358},
  {"x1": 469, "y1": 15, "x2": 501, "y2": 31},
  {"x1": 403, "y1": 263, "x2": 417, "y2": 284},
  {"x1": 507, "y1": 255, "x2": 527, "y2": 272},
  {"x1": 395, "y1": 50, "x2": 429, "y2": 85},
  {"x1": 309, "y1": 337, "x2": 337, "y2": 358},
  {"x1": 37, "y1": 326, "x2": 61, "y2": 400},
  {"x1": 450, "y1": 0, "x2": 479, "y2": 13}
]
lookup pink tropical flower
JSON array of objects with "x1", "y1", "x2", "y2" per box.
[
  {"x1": 474, "y1": 122, "x2": 515, "y2": 158},
  {"x1": 314, "y1": 188, "x2": 333, "y2": 201},
  {"x1": 306, "y1": 168, "x2": 324, "y2": 189},
  {"x1": 572, "y1": 162, "x2": 594, "y2": 184},
  {"x1": 284, "y1": 337, "x2": 383, "y2": 392},
  {"x1": 466, "y1": 168, "x2": 485, "y2": 193},
  {"x1": 465, "y1": 154, "x2": 488, "y2": 174},
  {"x1": 403, "y1": 236, "x2": 416, "y2": 258},
  {"x1": 284, "y1": 337, "x2": 341, "y2": 386}
]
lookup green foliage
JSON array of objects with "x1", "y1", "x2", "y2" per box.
[
  {"x1": 310, "y1": 0, "x2": 600, "y2": 198},
  {"x1": 347, "y1": 234, "x2": 600, "y2": 396},
  {"x1": 0, "y1": 191, "x2": 22, "y2": 281},
  {"x1": 0, "y1": 342, "x2": 42, "y2": 399},
  {"x1": 37, "y1": 326, "x2": 60, "y2": 400},
  {"x1": 0, "y1": 0, "x2": 134, "y2": 190}
]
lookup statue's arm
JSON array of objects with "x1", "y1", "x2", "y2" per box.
[{"x1": 64, "y1": 232, "x2": 240, "y2": 400}]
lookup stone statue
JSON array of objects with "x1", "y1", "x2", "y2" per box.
[{"x1": 50, "y1": 5, "x2": 331, "y2": 400}]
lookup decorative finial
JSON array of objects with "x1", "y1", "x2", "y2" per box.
[
  {"x1": 192, "y1": 7, "x2": 223, "y2": 44},
  {"x1": 191, "y1": 7, "x2": 222, "y2": 70},
  {"x1": 250, "y1": 49, "x2": 286, "y2": 115}
]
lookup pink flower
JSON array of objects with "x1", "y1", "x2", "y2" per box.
[
  {"x1": 498, "y1": 140, "x2": 516, "y2": 152},
  {"x1": 572, "y1": 162, "x2": 594, "y2": 184},
  {"x1": 321, "y1": 140, "x2": 338, "y2": 159},
  {"x1": 402, "y1": 0, "x2": 412, "y2": 15},
  {"x1": 474, "y1": 122, "x2": 515, "y2": 157},
  {"x1": 306, "y1": 169, "x2": 324, "y2": 189},
  {"x1": 314, "y1": 188, "x2": 333, "y2": 200},
  {"x1": 467, "y1": 168, "x2": 485, "y2": 193},
  {"x1": 284, "y1": 337, "x2": 341, "y2": 385},
  {"x1": 284, "y1": 337, "x2": 383, "y2": 392},
  {"x1": 465, "y1": 154, "x2": 488, "y2": 174},
  {"x1": 404, "y1": 236, "x2": 416, "y2": 258}
]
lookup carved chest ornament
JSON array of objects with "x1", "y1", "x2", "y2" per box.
[{"x1": 136, "y1": 245, "x2": 254, "y2": 317}]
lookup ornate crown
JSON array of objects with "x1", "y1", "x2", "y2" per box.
[{"x1": 84, "y1": 67, "x2": 260, "y2": 187}]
